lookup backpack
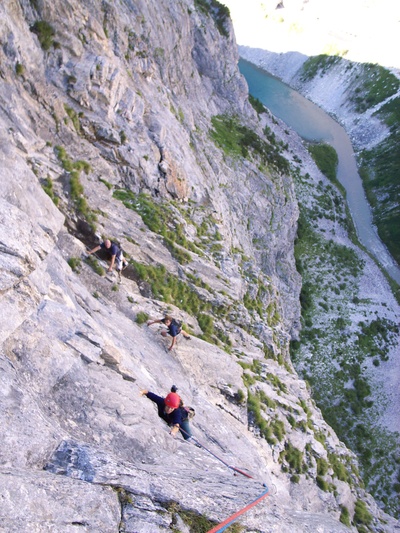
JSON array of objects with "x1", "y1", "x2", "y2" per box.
[{"x1": 181, "y1": 406, "x2": 195, "y2": 420}]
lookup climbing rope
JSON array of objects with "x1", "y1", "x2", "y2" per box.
[
  {"x1": 140, "y1": 391, "x2": 273, "y2": 530},
  {"x1": 181, "y1": 431, "x2": 254, "y2": 479},
  {"x1": 177, "y1": 426, "x2": 271, "y2": 531},
  {"x1": 206, "y1": 486, "x2": 270, "y2": 533}
]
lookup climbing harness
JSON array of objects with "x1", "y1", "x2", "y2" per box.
[{"x1": 206, "y1": 486, "x2": 270, "y2": 533}]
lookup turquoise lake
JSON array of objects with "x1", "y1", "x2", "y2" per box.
[{"x1": 239, "y1": 58, "x2": 400, "y2": 284}]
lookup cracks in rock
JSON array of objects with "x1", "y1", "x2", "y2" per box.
[
  {"x1": 215, "y1": 401, "x2": 244, "y2": 423},
  {"x1": 0, "y1": 242, "x2": 26, "y2": 260}
]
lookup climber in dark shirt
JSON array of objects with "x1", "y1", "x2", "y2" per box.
[
  {"x1": 147, "y1": 315, "x2": 191, "y2": 351},
  {"x1": 87, "y1": 239, "x2": 127, "y2": 273},
  {"x1": 140, "y1": 389, "x2": 192, "y2": 440}
]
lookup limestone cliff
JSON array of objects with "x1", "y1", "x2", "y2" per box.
[{"x1": 0, "y1": 0, "x2": 397, "y2": 532}]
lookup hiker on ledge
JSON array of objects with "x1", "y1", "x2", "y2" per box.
[
  {"x1": 88, "y1": 239, "x2": 127, "y2": 273},
  {"x1": 147, "y1": 315, "x2": 191, "y2": 351},
  {"x1": 140, "y1": 387, "x2": 192, "y2": 440}
]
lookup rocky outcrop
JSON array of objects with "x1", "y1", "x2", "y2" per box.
[{"x1": 0, "y1": 0, "x2": 398, "y2": 531}]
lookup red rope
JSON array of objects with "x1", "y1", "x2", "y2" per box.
[{"x1": 206, "y1": 488, "x2": 270, "y2": 533}]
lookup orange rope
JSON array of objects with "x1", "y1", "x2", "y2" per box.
[{"x1": 206, "y1": 487, "x2": 270, "y2": 533}]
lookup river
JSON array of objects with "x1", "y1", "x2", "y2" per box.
[{"x1": 239, "y1": 58, "x2": 400, "y2": 285}]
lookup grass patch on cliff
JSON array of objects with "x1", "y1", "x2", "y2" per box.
[
  {"x1": 300, "y1": 54, "x2": 341, "y2": 81},
  {"x1": 42, "y1": 177, "x2": 60, "y2": 206},
  {"x1": 113, "y1": 189, "x2": 198, "y2": 264},
  {"x1": 210, "y1": 114, "x2": 290, "y2": 173},
  {"x1": 194, "y1": 0, "x2": 230, "y2": 38},
  {"x1": 129, "y1": 261, "x2": 228, "y2": 348},
  {"x1": 30, "y1": 20, "x2": 56, "y2": 51},
  {"x1": 308, "y1": 143, "x2": 338, "y2": 183},
  {"x1": 55, "y1": 146, "x2": 97, "y2": 229},
  {"x1": 351, "y1": 64, "x2": 400, "y2": 113},
  {"x1": 131, "y1": 260, "x2": 209, "y2": 314},
  {"x1": 113, "y1": 189, "x2": 228, "y2": 263}
]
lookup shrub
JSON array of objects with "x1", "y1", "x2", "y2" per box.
[
  {"x1": 64, "y1": 105, "x2": 81, "y2": 132},
  {"x1": 130, "y1": 260, "x2": 210, "y2": 317},
  {"x1": 249, "y1": 95, "x2": 265, "y2": 114},
  {"x1": 99, "y1": 178, "x2": 113, "y2": 190},
  {"x1": 85, "y1": 256, "x2": 105, "y2": 276},
  {"x1": 179, "y1": 509, "x2": 215, "y2": 532},
  {"x1": 210, "y1": 114, "x2": 290, "y2": 173},
  {"x1": 198, "y1": 313, "x2": 214, "y2": 337},
  {"x1": 194, "y1": 0, "x2": 230, "y2": 38},
  {"x1": 316, "y1": 457, "x2": 329, "y2": 476},
  {"x1": 339, "y1": 505, "x2": 350, "y2": 527},
  {"x1": 15, "y1": 62, "x2": 24, "y2": 76},
  {"x1": 270, "y1": 418, "x2": 285, "y2": 441},
  {"x1": 68, "y1": 257, "x2": 81, "y2": 272},
  {"x1": 42, "y1": 177, "x2": 59, "y2": 206},
  {"x1": 316, "y1": 475, "x2": 329, "y2": 491},
  {"x1": 327, "y1": 453, "x2": 350, "y2": 483},
  {"x1": 236, "y1": 388, "x2": 246, "y2": 404},
  {"x1": 308, "y1": 143, "x2": 338, "y2": 182},
  {"x1": 135, "y1": 311, "x2": 149, "y2": 325},
  {"x1": 113, "y1": 189, "x2": 197, "y2": 263},
  {"x1": 353, "y1": 499, "x2": 373, "y2": 526},
  {"x1": 30, "y1": 20, "x2": 55, "y2": 51},
  {"x1": 280, "y1": 443, "x2": 304, "y2": 474},
  {"x1": 301, "y1": 54, "x2": 341, "y2": 81}
]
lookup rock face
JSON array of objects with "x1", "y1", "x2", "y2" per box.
[{"x1": 0, "y1": 0, "x2": 398, "y2": 532}]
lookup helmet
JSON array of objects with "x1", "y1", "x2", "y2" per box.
[{"x1": 164, "y1": 392, "x2": 180, "y2": 409}]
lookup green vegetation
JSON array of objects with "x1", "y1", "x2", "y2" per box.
[
  {"x1": 308, "y1": 143, "x2": 338, "y2": 182},
  {"x1": 339, "y1": 505, "x2": 351, "y2": 527},
  {"x1": 358, "y1": 96, "x2": 400, "y2": 268},
  {"x1": 279, "y1": 443, "x2": 305, "y2": 474},
  {"x1": 235, "y1": 388, "x2": 246, "y2": 404},
  {"x1": 85, "y1": 255, "x2": 105, "y2": 276},
  {"x1": 99, "y1": 177, "x2": 113, "y2": 190},
  {"x1": 353, "y1": 499, "x2": 373, "y2": 529},
  {"x1": 135, "y1": 312, "x2": 149, "y2": 325},
  {"x1": 179, "y1": 509, "x2": 215, "y2": 532},
  {"x1": 351, "y1": 64, "x2": 400, "y2": 113},
  {"x1": 316, "y1": 475, "x2": 329, "y2": 492},
  {"x1": 247, "y1": 392, "x2": 277, "y2": 444},
  {"x1": 328, "y1": 453, "x2": 352, "y2": 484},
  {"x1": 64, "y1": 105, "x2": 81, "y2": 133},
  {"x1": 55, "y1": 146, "x2": 96, "y2": 229},
  {"x1": 15, "y1": 62, "x2": 24, "y2": 76},
  {"x1": 291, "y1": 195, "x2": 400, "y2": 515},
  {"x1": 30, "y1": 20, "x2": 56, "y2": 51},
  {"x1": 67, "y1": 257, "x2": 81, "y2": 272},
  {"x1": 113, "y1": 190, "x2": 196, "y2": 264},
  {"x1": 130, "y1": 260, "x2": 211, "y2": 316},
  {"x1": 194, "y1": 0, "x2": 231, "y2": 38},
  {"x1": 301, "y1": 54, "x2": 342, "y2": 81},
  {"x1": 42, "y1": 177, "x2": 59, "y2": 206},
  {"x1": 249, "y1": 94, "x2": 266, "y2": 115},
  {"x1": 210, "y1": 115, "x2": 290, "y2": 173}
]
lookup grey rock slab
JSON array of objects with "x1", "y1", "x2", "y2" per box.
[{"x1": 0, "y1": 468, "x2": 120, "y2": 533}]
